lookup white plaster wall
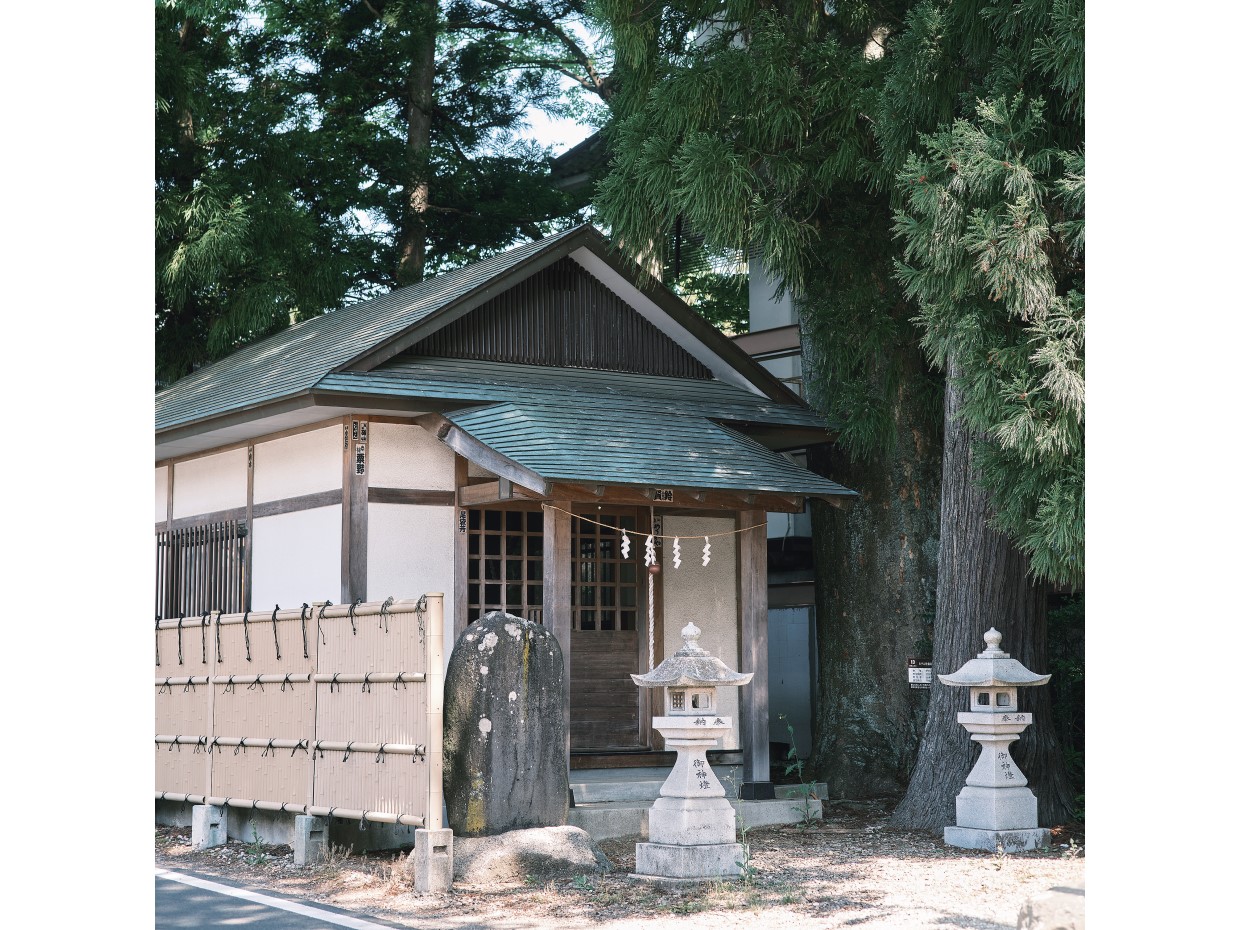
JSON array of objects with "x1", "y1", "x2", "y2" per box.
[
  {"x1": 155, "y1": 466, "x2": 169, "y2": 524},
  {"x1": 251, "y1": 505, "x2": 342, "y2": 608},
  {"x1": 253, "y1": 426, "x2": 343, "y2": 504},
  {"x1": 171, "y1": 448, "x2": 248, "y2": 518},
  {"x1": 768, "y1": 607, "x2": 813, "y2": 757},
  {"x1": 748, "y1": 254, "x2": 798, "y2": 332},
  {"x1": 367, "y1": 504, "x2": 456, "y2": 665},
  {"x1": 661, "y1": 516, "x2": 740, "y2": 750},
  {"x1": 369, "y1": 423, "x2": 455, "y2": 490}
]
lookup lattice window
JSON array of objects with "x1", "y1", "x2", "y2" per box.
[
  {"x1": 571, "y1": 513, "x2": 639, "y2": 632},
  {"x1": 465, "y1": 508, "x2": 544, "y2": 623},
  {"x1": 155, "y1": 521, "x2": 248, "y2": 619}
]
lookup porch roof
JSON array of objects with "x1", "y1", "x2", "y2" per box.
[{"x1": 443, "y1": 402, "x2": 856, "y2": 499}]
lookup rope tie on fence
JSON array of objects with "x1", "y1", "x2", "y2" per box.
[
  {"x1": 330, "y1": 673, "x2": 341, "y2": 693},
  {"x1": 209, "y1": 737, "x2": 221, "y2": 754},
  {"x1": 215, "y1": 610, "x2": 223, "y2": 663},
  {"x1": 247, "y1": 677, "x2": 264, "y2": 692},
  {"x1": 194, "y1": 737, "x2": 206, "y2": 754},
  {"x1": 235, "y1": 739, "x2": 246, "y2": 756},
  {"x1": 317, "y1": 601, "x2": 332, "y2": 645},
  {"x1": 375, "y1": 743, "x2": 387, "y2": 764},
  {"x1": 379, "y1": 596, "x2": 394, "y2": 633},
  {"x1": 359, "y1": 811, "x2": 368, "y2": 831},
  {"x1": 300, "y1": 603, "x2": 310, "y2": 659},
  {"x1": 224, "y1": 676, "x2": 236, "y2": 694},
  {"x1": 242, "y1": 611, "x2": 252, "y2": 662},
  {"x1": 183, "y1": 678, "x2": 196, "y2": 693},
  {"x1": 393, "y1": 672, "x2": 408, "y2": 691},
  {"x1": 292, "y1": 740, "x2": 308, "y2": 757},
  {"x1": 348, "y1": 598, "x2": 361, "y2": 635},
  {"x1": 262, "y1": 739, "x2": 276, "y2": 758},
  {"x1": 177, "y1": 616, "x2": 184, "y2": 666},
  {"x1": 270, "y1": 605, "x2": 282, "y2": 661},
  {"x1": 155, "y1": 615, "x2": 161, "y2": 667},
  {"x1": 169, "y1": 736, "x2": 181, "y2": 752},
  {"x1": 314, "y1": 741, "x2": 325, "y2": 759},
  {"x1": 201, "y1": 612, "x2": 210, "y2": 665},
  {"x1": 361, "y1": 672, "x2": 372, "y2": 693},
  {"x1": 281, "y1": 673, "x2": 294, "y2": 692},
  {"x1": 342, "y1": 741, "x2": 353, "y2": 762},
  {"x1": 158, "y1": 678, "x2": 172, "y2": 694},
  {"x1": 415, "y1": 594, "x2": 427, "y2": 642}
]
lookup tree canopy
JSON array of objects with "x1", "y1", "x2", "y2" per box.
[{"x1": 155, "y1": 0, "x2": 614, "y2": 386}]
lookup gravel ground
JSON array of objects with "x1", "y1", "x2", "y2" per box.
[{"x1": 154, "y1": 797, "x2": 1085, "y2": 930}]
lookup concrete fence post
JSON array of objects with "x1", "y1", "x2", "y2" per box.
[
  {"x1": 293, "y1": 815, "x2": 329, "y2": 866},
  {"x1": 191, "y1": 804, "x2": 228, "y2": 850}
]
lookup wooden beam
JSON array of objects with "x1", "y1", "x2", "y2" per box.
[
  {"x1": 737, "y1": 509, "x2": 771, "y2": 791},
  {"x1": 455, "y1": 480, "x2": 542, "y2": 507},
  {"x1": 416, "y1": 413, "x2": 551, "y2": 497},
  {"x1": 549, "y1": 482, "x2": 806, "y2": 513},
  {"x1": 252, "y1": 489, "x2": 344, "y2": 519},
  {"x1": 542, "y1": 500, "x2": 573, "y2": 772},
  {"x1": 367, "y1": 488, "x2": 456, "y2": 506}
]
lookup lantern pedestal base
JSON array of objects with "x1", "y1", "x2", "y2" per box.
[
  {"x1": 955, "y1": 785, "x2": 1039, "y2": 831},
  {"x1": 648, "y1": 796, "x2": 736, "y2": 846},
  {"x1": 944, "y1": 826, "x2": 1051, "y2": 852},
  {"x1": 632, "y1": 841, "x2": 745, "y2": 881}
]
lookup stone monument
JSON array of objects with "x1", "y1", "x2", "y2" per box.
[
  {"x1": 939, "y1": 627, "x2": 1052, "y2": 852},
  {"x1": 630, "y1": 622, "x2": 753, "y2": 882},
  {"x1": 443, "y1": 610, "x2": 568, "y2": 836}
]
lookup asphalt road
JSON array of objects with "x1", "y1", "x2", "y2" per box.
[{"x1": 156, "y1": 869, "x2": 404, "y2": 930}]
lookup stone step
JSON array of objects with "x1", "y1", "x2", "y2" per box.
[{"x1": 567, "y1": 797, "x2": 823, "y2": 843}]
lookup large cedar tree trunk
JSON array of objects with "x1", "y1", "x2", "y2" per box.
[
  {"x1": 889, "y1": 358, "x2": 1076, "y2": 829},
  {"x1": 396, "y1": 5, "x2": 436, "y2": 286},
  {"x1": 806, "y1": 341, "x2": 942, "y2": 797}
]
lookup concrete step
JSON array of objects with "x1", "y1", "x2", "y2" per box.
[
  {"x1": 570, "y1": 779, "x2": 666, "y2": 804},
  {"x1": 567, "y1": 797, "x2": 823, "y2": 842}
]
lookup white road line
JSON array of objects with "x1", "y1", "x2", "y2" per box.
[{"x1": 155, "y1": 868, "x2": 401, "y2": 930}]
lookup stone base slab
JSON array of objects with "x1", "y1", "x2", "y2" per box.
[
  {"x1": 293, "y1": 815, "x2": 328, "y2": 867},
  {"x1": 944, "y1": 826, "x2": 1051, "y2": 852},
  {"x1": 956, "y1": 785, "x2": 1038, "y2": 831},
  {"x1": 634, "y1": 841, "x2": 744, "y2": 880},
  {"x1": 648, "y1": 796, "x2": 736, "y2": 846}
]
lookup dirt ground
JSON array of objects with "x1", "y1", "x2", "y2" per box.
[{"x1": 154, "y1": 797, "x2": 1085, "y2": 930}]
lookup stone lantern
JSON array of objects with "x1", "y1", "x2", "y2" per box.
[
  {"x1": 939, "y1": 627, "x2": 1052, "y2": 852},
  {"x1": 630, "y1": 622, "x2": 753, "y2": 881}
]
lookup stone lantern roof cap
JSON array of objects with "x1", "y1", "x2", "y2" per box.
[
  {"x1": 631, "y1": 622, "x2": 754, "y2": 689},
  {"x1": 937, "y1": 628, "x2": 1051, "y2": 688}
]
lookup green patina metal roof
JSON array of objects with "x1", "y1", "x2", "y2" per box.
[
  {"x1": 317, "y1": 356, "x2": 835, "y2": 431},
  {"x1": 155, "y1": 226, "x2": 585, "y2": 432},
  {"x1": 445, "y1": 402, "x2": 855, "y2": 498}
]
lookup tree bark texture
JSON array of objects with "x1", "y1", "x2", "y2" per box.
[
  {"x1": 396, "y1": 3, "x2": 437, "y2": 286},
  {"x1": 889, "y1": 357, "x2": 1076, "y2": 829},
  {"x1": 806, "y1": 342, "x2": 942, "y2": 798}
]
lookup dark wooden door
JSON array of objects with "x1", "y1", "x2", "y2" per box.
[{"x1": 569, "y1": 510, "x2": 644, "y2": 750}]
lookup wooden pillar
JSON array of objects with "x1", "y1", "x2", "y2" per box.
[
  {"x1": 453, "y1": 455, "x2": 470, "y2": 640},
  {"x1": 738, "y1": 509, "x2": 773, "y2": 796},
  {"x1": 341, "y1": 417, "x2": 369, "y2": 603},
  {"x1": 542, "y1": 501, "x2": 573, "y2": 770}
]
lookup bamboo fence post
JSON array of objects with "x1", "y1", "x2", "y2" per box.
[{"x1": 424, "y1": 593, "x2": 445, "y2": 831}]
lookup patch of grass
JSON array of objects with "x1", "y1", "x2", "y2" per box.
[{"x1": 244, "y1": 828, "x2": 269, "y2": 866}]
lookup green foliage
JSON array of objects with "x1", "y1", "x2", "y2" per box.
[
  {"x1": 598, "y1": 0, "x2": 1084, "y2": 584},
  {"x1": 156, "y1": 0, "x2": 611, "y2": 385},
  {"x1": 887, "y1": 3, "x2": 1085, "y2": 586},
  {"x1": 597, "y1": 2, "x2": 937, "y2": 461}
]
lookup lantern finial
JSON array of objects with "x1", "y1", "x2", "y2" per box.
[{"x1": 981, "y1": 627, "x2": 1007, "y2": 657}]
